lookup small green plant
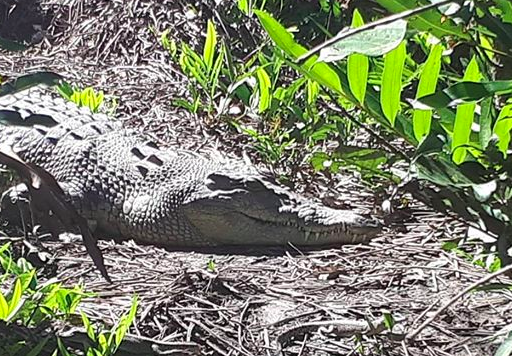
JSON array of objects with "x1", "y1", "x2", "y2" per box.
[
  {"x1": 0, "y1": 243, "x2": 91, "y2": 326},
  {"x1": 168, "y1": 20, "x2": 227, "y2": 116},
  {"x1": 57, "y1": 296, "x2": 138, "y2": 356},
  {"x1": 57, "y1": 82, "x2": 105, "y2": 113},
  {"x1": 0, "y1": 243, "x2": 137, "y2": 356},
  {"x1": 206, "y1": 258, "x2": 216, "y2": 272},
  {"x1": 442, "y1": 241, "x2": 502, "y2": 273},
  {"x1": 237, "y1": 123, "x2": 296, "y2": 164}
]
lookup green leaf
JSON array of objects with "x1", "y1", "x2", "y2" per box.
[
  {"x1": 0, "y1": 243, "x2": 10, "y2": 255},
  {"x1": 256, "y1": 67, "x2": 272, "y2": 113},
  {"x1": 98, "y1": 333, "x2": 108, "y2": 352},
  {"x1": 160, "y1": 29, "x2": 177, "y2": 58},
  {"x1": 475, "y1": 3, "x2": 512, "y2": 49},
  {"x1": 0, "y1": 292, "x2": 8, "y2": 319},
  {"x1": 81, "y1": 311, "x2": 96, "y2": 342},
  {"x1": 238, "y1": 0, "x2": 249, "y2": 15},
  {"x1": 413, "y1": 44, "x2": 443, "y2": 141},
  {"x1": 347, "y1": 9, "x2": 369, "y2": 105},
  {"x1": 114, "y1": 296, "x2": 138, "y2": 349},
  {"x1": 209, "y1": 43, "x2": 225, "y2": 100},
  {"x1": 381, "y1": 41, "x2": 406, "y2": 126},
  {"x1": 494, "y1": 104, "x2": 512, "y2": 156},
  {"x1": 57, "y1": 338, "x2": 74, "y2": 356},
  {"x1": 452, "y1": 56, "x2": 481, "y2": 164},
  {"x1": 479, "y1": 97, "x2": 493, "y2": 149},
  {"x1": 254, "y1": 10, "x2": 343, "y2": 94},
  {"x1": 375, "y1": 0, "x2": 470, "y2": 40},
  {"x1": 418, "y1": 80, "x2": 512, "y2": 109},
  {"x1": 7, "y1": 278, "x2": 22, "y2": 316},
  {"x1": 496, "y1": 0, "x2": 512, "y2": 24},
  {"x1": 203, "y1": 20, "x2": 217, "y2": 73},
  {"x1": 383, "y1": 312, "x2": 395, "y2": 330},
  {"x1": 319, "y1": 19, "x2": 407, "y2": 62}
]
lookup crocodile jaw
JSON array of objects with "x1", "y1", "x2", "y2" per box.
[{"x1": 184, "y1": 196, "x2": 381, "y2": 246}]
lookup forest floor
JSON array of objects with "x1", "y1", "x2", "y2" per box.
[{"x1": 0, "y1": 1, "x2": 511, "y2": 355}]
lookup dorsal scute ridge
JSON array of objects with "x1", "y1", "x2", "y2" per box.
[{"x1": 0, "y1": 85, "x2": 105, "y2": 126}]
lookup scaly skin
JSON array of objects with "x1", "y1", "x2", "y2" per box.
[{"x1": 0, "y1": 85, "x2": 381, "y2": 246}]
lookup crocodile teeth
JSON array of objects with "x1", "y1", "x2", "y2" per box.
[
  {"x1": 314, "y1": 232, "x2": 320, "y2": 241},
  {"x1": 305, "y1": 231, "x2": 311, "y2": 242}
]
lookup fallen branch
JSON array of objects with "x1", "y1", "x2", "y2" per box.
[{"x1": 407, "y1": 263, "x2": 512, "y2": 340}]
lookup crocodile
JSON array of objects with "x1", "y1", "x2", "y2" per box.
[{"x1": 0, "y1": 84, "x2": 381, "y2": 247}]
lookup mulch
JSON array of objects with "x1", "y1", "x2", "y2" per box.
[{"x1": 1, "y1": 0, "x2": 512, "y2": 355}]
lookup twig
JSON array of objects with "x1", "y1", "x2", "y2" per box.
[
  {"x1": 324, "y1": 92, "x2": 411, "y2": 163},
  {"x1": 407, "y1": 263, "x2": 512, "y2": 340}
]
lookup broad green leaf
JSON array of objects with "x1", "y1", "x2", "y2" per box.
[
  {"x1": 479, "y1": 97, "x2": 493, "y2": 149},
  {"x1": 238, "y1": 0, "x2": 249, "y2": 15},
  {"x1": 319, "y1": 19, "x2": 407, "y2": 62},
  {"x1": 375, "y1": 0, "x2": 470, "y2": 40},
  {"x1": 306, "y1": 79, "x2": 319, "y2": 105},
  {"x1": 494, "y1": 104, "x2": 512, "y2": 156},
  {"x1": 347, "y1": 9, "x2": 369, "y2": 105},
  {"x1": 381, "y1": 41, "x2": 406, "y2": 126},
  {"x1": 416, "y1": 154, "x2": 474, "y2": 187},
  {"x1": 98, "y1": 333, "x2": 108, "y2": 352},
  {"x1": 452, "y1": 56, "x2": 481, "y2": 164},
  {"x1": 496, "y1": 0, "x2": 512, "y2": 24},
  {"x1": 8, "y1": 278, "x2": 22, "y2": 315},
  {"x1": 81, "y1": 311, "x2": 96, "y2": 342},
  {"x1": 254, "y1": 10, "x2": 343, "y2": 94},
  {"x1": 256, "y1": 68, "x2": 272, "y2": 113},
  {"x1": 203, "y1": 20, "x2": 217, "y2": 73},
  {"x1": 209, "y1": 43, "x2": 225, "y2": 100},
  {"x1": 0, "y1": 243, "x2": 10, "y2": 254},
  {"x1": 417, "y1": 80, "x2": 512, "y2": 109},
  {"x1": 475, "y1": 3, "x2": 512, "y2": 49},
  {"x1": 0, "y1": 292, "x2": 8, "y2": 319},
  {"x1": 413, "y1": 44, "x2": 443, "y2": 141},
  {"x1": 115, "y1": 296, "x2": 138, "y2": 347}
]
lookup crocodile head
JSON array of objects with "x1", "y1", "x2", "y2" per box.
[{"x1": 183, "y1": 172, "x2": 382, "y2": 246}]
